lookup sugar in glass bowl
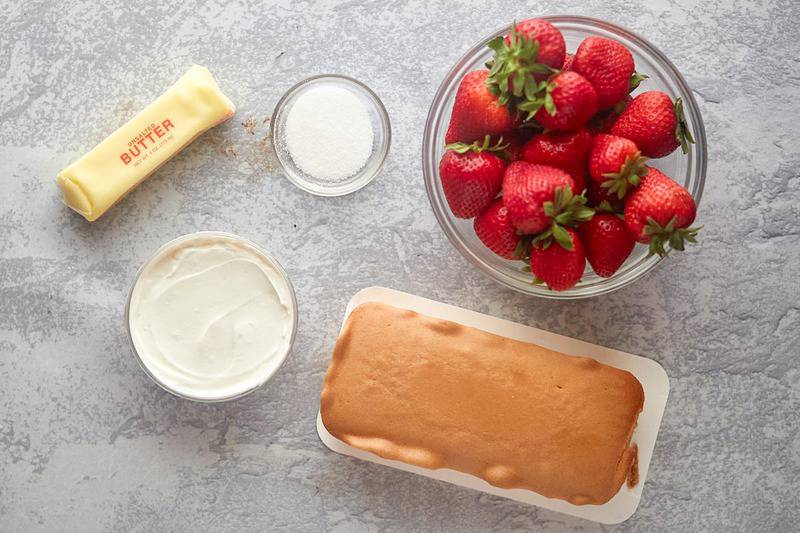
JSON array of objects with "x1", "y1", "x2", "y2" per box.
[
  {"x1": 422, "y1": 15, "x2": 707, "y2": 299},
  {"x1": 272, "y1": 74, "x2": 391, "y2": 197}
]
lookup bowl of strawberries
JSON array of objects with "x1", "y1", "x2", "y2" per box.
[{"x1": 423, "y1": 15, "x2": 707, "y2": 298}]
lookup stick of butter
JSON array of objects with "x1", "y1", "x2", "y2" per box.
[{"x1": 56, "y1": 65, "x2": 236, "y2": 221}]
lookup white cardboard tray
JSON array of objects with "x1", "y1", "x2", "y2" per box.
[{"x1": 316, "y1": 286, "x2": 670, "y2": 524}]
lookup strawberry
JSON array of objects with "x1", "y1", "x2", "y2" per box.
[
  {"x1": 511, "y1": 19, "x2": 566, "y2": 71},
  {"x1": 578, "y1": 213, "x2": 635, "y2": 277},
  {"x1": 474, "y1": 198, "x2": 521, "y2": 259},
  {"x1": 572, "y1": 37, "x2": 635, "y2": 110},
  {"x1": 502, "y1": 162, "x2": 575, "y2": 234},
  {"x1": 486, "y1": 19, "x2": 566, "y2": 104},
  {"x1": 445, "y1": 70, "x2": 520, "y2": 144},
  {"x1": 586, "y1": 179, "x2": 625, "y2": 212},
  {"x1": 529, "y1": 227, "x2": 586, "y2": 291},
  {"x1": 624, "y1": 167, "x2": 700, "y2": 256},
  {"x1": 610, "y1": 91, "x2": 695, "y2": 157},
  {"x1": 588, "y1": 133, "x2": 648, "y2": 198},
  {"x1": 521, "y1": 127, "x2": 592, "y2": 193},
  {"x1": 502, "y1": 130, "x2": 529, "y2": 162},
  {"x1": 439, "y1": 135, "x2": 507, "y2": 218},
  {"x1": 528, "y1": 71, "x2": 598, "y2": 131},
  {"x1": 562, "y1": 52, "x2": 575, "y2": 71},
  {"x1": 588, "y1": 94, "x2": 632, "y2": 134}
]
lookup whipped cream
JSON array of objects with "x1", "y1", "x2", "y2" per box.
[{"x1": 128, "y1": 233, "x2": 295, "y2": 401}]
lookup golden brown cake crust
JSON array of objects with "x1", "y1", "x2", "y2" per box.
[{"x1": 320, "y1": 302, "x2": 644, "y2": 505}]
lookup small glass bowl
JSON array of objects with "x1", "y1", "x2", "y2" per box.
[
  {"x1": 423, "y1": 16, "x2": 707, "y2": 299},
  {"x1": 125, "y1": 231, "x2": 298, "y2": 402},
  {"x1": 271, "y1": 74, "x2": 391, "y2": 196}
]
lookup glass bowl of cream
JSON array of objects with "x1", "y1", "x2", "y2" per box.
[{"x1": 126, "y1": 232, "x2": 298, "y2": 402}]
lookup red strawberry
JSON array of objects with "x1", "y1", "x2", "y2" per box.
[
  {"x1": 445, "y1": 70, "x2": 520, "y2": 144},
  {"x1": 572, "y1": 37, "x2": 635, "y2": 110},
  {"x1": 578, "y1": 213, "x2": 635, "y2": 277},
  {"x1": 588, "y1": 94, "x2": 632, "y2": 134},
  {"x1": 624, "y1": 167, "x2": 700, "y2": 255},
  {"x1": 610, "y1": 91, "x2": 695, "y2": 157},
  {"x1": 529, "y1": 227, "x2": 586, "y2": 291},
  {"x1": 474, "y1": 198, "x2": 521, "y2": 259},
  {"x1": 586, "y1": 179, "x2": 625, "y2": 212},
  {"x1": 511, "y1": 19, "x2": 566, "y2": 71},
  {"x1": 521, "y1": 127, "x2": 592, "y2": 193},
  {"x1": 439, "y1": 136, "x2": 507, "y2": 218},
  {"x1": 530, "y1": 71, "x2": 598, "y2": 131},
  {"x1": 562, "y1": 52, "x2": 575, "y2": 71},
  {"x1": 502, "y1": 162, "x2": 575, "y2": 234},
  {"x1": 502, "y1": 130, "x2": 529, "y2": 162},
  {"x1": 486, "y1": 19, "x2": 566, "y2": 103},
  {"x1": 588, "y1": 133, "x2": 648, "y2": 198}
]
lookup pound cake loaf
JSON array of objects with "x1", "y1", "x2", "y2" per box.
[{"x1": 320, "y1": 302, "x2": 644, "y2": 505}]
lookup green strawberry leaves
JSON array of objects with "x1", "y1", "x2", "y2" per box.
[
  {"x1": 644, "y1": 216, "x2": 702, "y2": 256},
  {"x1": 595, "y1": 201, "x2": 626, "y2": 220},
  {"x1": 551, "y1": 223, "x2": 573, "y2": 249},
  {"x1": 601, "y1": 152, "x2": 649, "y2": 198},
  {"x1": 516, "y1": 80, "x2": 557, "y2": 121},
  {"x1": 486, "y1": 23, "x2": 558, "y2": 116},
  {"x1": 445, "y1": 134, "x2": 509, "y2": 154},
  {"x1": 533, "y1": 186, "x2": 594, "y2": 251},
  {"x1": 513, "y1": 234, "x2": 535, "y2": 260},
  {"x1": 595, "y1": 200, "x2": 616, "y2": 214},
  {"x1": 674, "y1": 98, "x2": 696, "y2": 154}
]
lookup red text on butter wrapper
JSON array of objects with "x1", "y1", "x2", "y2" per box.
[{"x1": 120, "y1": 119, "x2": 174, "y2": 165}]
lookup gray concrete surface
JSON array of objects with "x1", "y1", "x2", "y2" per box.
[{"x1": 1, "y1": 0, "x2": 799, "y2": 531}]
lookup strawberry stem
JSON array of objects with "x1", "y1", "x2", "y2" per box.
[
  {"x1": 674, "y1": 98, "x2": 695, "y2": 154},
  {"x1": 629, "y1": 71, "x2": 648, "y2": 92}
]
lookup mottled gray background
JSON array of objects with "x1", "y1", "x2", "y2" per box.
[{"x1": 1, "y1": 0, "x2": 799, "y2": 531}]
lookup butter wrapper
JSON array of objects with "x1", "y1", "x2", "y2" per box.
[{"x1": 57, "y1": 65, "x2": 235, "y2": 221}]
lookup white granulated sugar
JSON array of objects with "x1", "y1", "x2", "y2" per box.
[{"x1": 284, "y1": 86, "x2": 374, "y2": 182}]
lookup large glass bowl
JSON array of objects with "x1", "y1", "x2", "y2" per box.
[{"x1": 423, "y1": 15, "x2": 707, "y2": 299}]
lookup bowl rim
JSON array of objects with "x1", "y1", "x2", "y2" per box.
[
  {"x1": 270, "y1": 73, "x2": 392, "y2": 197},
  {"x1": 422, "y1": 15, "x2": 707, "y2": 299},
  {"x1": 124, "y1": 231, "x2": 299, "y2": 403}
]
